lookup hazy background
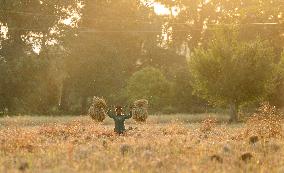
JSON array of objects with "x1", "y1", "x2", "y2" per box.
[{"x1": 0, "y1": 0, "x2": 283, "y2": 116}]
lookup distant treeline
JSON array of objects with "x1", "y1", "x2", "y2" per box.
[{"x1": 0, "y1": 0, "x2": 283, "y2": 116}]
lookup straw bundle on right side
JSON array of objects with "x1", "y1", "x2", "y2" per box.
[{"x1": 132, "y1": 99, "x2": 149, "y2": 122}]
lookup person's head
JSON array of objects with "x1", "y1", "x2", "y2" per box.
[{"x1": 115, "y1": 105, "x2": 123, "y2": 115}]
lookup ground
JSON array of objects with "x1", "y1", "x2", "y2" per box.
[{"x1": 0, "y1": 115, "x2": 283, "y2": 173}]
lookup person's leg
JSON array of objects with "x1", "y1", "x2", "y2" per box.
[
  {"x1": 114, "y1": 129, "x2": 123, "y2": 135},
  {"x1": 114, "y1": 129, "x2": 119, "y2": 135}
]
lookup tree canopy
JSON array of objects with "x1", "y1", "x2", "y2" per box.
[
  {"x1": 127, "y1": 67, "x2": 172, "y2": 112},
  {"x1": 189, "y1": 28, "x2": 283, "y2": 121},
  {"x1": 0, "y1": 0, "x2": 283, "y2": 115}
]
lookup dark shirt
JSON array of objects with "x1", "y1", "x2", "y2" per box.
[{"x1": 107, "y1": 110, "x2": 132, "y2": 134}]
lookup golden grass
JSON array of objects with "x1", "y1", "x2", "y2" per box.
[{"x1": 0, "y1": 115, "x2": 283, "y2": 173}]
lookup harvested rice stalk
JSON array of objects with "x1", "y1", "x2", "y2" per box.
[
  {"x1": 88, "y1": 96, "x2": 107, "y2": 122},
  {"x1": 132, "y1": 99, "x2": 148, "y2": 122}
]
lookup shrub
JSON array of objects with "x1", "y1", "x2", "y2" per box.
[
  {"x1": 127, "y1": 67, "x2": 172, "y2": 112},
  {"x1": 200, "y1": 116, "x2": 218, "y2": 133},
  {"x1": 246, "y1": 102, "x2": 283, "y2": 138}
]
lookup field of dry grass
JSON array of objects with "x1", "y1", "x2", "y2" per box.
[{"x1": 0, "y1": 114, "x2": 283, "y2": 173}]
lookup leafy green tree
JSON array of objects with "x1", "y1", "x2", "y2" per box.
[
  {"x1": 0, "y1": 0, "x2": 80, "y2": 113},
  {"x1": 64, "y1": 0, "x2": 188, "y2": 112},
  {"x1": 189, "y1": 28, "x2": 281, "y2": 122},
  {"x1": 126, "y1": 67, "x2": 172, "y2": 112},
  {"x1": 1, "y1": 0, "x2": 282, "y2": 115},
  {"x1": 170, "y1": 66, "x2": 208, "y2": 113}
]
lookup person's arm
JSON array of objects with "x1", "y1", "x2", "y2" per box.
[
  {"x1": 107, "y1": 107, "x2": 115, "y2": 119},
  {"x1": 124, "y1": 108, "x2": 133, "y2": 119}
]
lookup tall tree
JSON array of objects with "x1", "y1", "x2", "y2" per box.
[
  {"x1": 0, "y1": 0, "x2": 80, "y2": 113},
  {"x1": 189, "y1": 28, "x2": 282, "y2": 122},
  {"x1": 64, "y1": 0, "x2": 187, "y2": 112}
]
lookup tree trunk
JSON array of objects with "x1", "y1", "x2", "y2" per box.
[
  {"x1": 229, "y1": 103, "x2": 239, "y2": 123},
  {"x1": 59, "y1": 81, "x2": 69, "y2": 113},
  {"x1": 81, "y1": 96, "x2": 88, "y2": 114}
]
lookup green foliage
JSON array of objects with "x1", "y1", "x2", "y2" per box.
[
  {"x1": 157, "y1": 0, "x2": 284, "y2": 51},
  {"x1": 127, "y1": 67, "x2": 172, "y2": 111},
  {"x1": 189, "y1": 28, "x2": 282, "y2": 120},
  {"x1": 0, "y1": 0, "x2": 80, "y2": 114},
  {"x1": 269, "y1": 52, "x2": 284, "y2": 107},
  {"x1": 169, "y1": 66, "x2": 208, "y2": 113},
  {"x1": 63, "y1": 0, "x2": 187, "y2": 112},
  {"x1": 0, "y1": 1, "x2": 283, "y2": 115}
]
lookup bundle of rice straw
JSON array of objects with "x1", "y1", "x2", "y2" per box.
[
  {"x1": 132, "y1": 99, "x2": 148, "y2": 122},
  {"x1": 88, "y1": 96, "x2": 107, "y2": 122}
]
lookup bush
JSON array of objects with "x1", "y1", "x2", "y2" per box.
[
  {"x1": 126, "y1": 67, "x2": 172, "y2": 112},
  {"x1": 200, "y1": 116, "x2": 218, "y2": 133},
  {"x1": 189, "y1": 27, "x2": 282, "y2": 122},
  {"x1": 246, "y1": 102, "x2": 283, "y2": 138}
]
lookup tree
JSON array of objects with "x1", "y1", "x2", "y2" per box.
[
  {"x1": 156, "y1": 0, "x2": 284, "y2": 53},
  {"x1": 170, "y1": 66, "x2": 208, "y2": 113},
  {"x1": 0, "y1": 0, "x2": 80, "y2": 113},
  {"x1": 64, "y1": 0, "x2": 188, "y2": 112},
  {"x1": 189, "y1": 28, "x2": 281, "y2": 122},
  {"x1": 126, "y1": 67, "x2": 172, "y2": 112},
  {"x1": 268, "y1": 51, "x2": 284, "y2": 107}
]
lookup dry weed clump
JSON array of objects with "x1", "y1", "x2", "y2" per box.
[
  {"x1": 246, "y1": 102, "x2": 283, "y2": 139},
  {"x1": 200, "y1": 116, "x2": 218, "y2": 133},
  {"x1": 88, "y1": 96, "x2": 107, "y2": 122},
  {"x1": 210, "y1": 154, "x2": 223, "y2": 163},
  {"x1": 240, "y1": 152, "x2": 253, "y2": 162},
  {"x1": 162, "y1": 122, "x2": 188, "y2": 135},
  {"x1": 18, "y1": 162, "x2": 29, "y2": 172},
  {"x1": 132, "y1": 99, "x2": 149, "y2": 122}
]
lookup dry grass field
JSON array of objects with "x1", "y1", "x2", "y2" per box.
[{"x1": 0, "y1": 113, "x2": 283, "y2": 173}]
